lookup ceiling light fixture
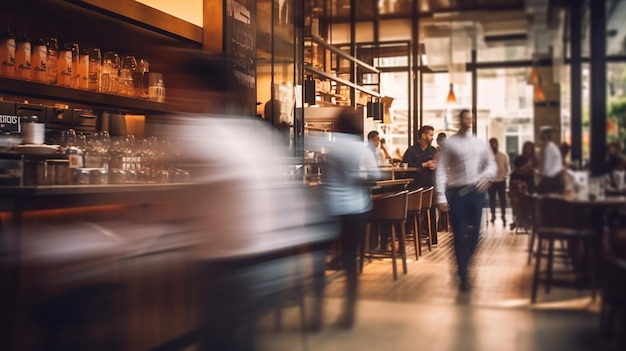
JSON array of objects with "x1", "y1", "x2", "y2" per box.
[{"x1": 447, "y1": 83, "x2": 457, "y2": 104}]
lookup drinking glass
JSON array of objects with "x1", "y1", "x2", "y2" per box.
[
  {"x1": 100, "y1": 52, "x2": 120, "y2": 93},
  {"x1": 59, "y1": 128, "x2": 77, "y2": 154},
  {"x1": 119, "y1": 55, "x2": 137, "y2": 97}
]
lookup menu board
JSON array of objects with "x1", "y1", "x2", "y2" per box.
[{"x1": 225, "y1": 0, "x2": 256, "y2": 116}]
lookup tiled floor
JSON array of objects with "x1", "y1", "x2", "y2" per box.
[{"x1": 257, "y1": 210, "x2": 622, "y2": 351}]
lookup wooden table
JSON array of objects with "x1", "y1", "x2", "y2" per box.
[{"x1": 379, "y1": 167, "x2": 419, "y2": 180}]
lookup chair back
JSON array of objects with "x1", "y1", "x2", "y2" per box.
[
  {"x1": 420, "y1": 187, "x2": 434, "y2": 211},
  {"x1": 370, "y1": 190, "x2": 409, "y2": 222},
  {"x1": 535, "y1": 195, "x2": 591, "y2": 229},
  {"x1": 407, "y1": 188, "x2": 423, "y2": 213}
]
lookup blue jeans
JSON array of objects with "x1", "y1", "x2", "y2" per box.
[{"x1": 446, "y1": 186, "x2": 486, "y2": 280}]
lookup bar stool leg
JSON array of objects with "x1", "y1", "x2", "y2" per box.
[
  {"x1": 390, "y1": 224, "x2": 398, "y2": 281},
  {"x1": 398, "y1": 223, "x2": 408, "y2": 275},
  {"x1": 546, "y1": 239, "x2": 555, "y2": 294},
  {"x1": 426, "y1": 210, "x2": 432, "y2": 252},
  {"x1": 416, "y1": 211, "x2": 423, "y2": 257},
  {"x1": 412, "y1": 213, "x2": 419, "y2": 260},
  {"x1": 527, "y1": 226, "x2": 536, "y2": 265},
  {"x1": 531, "y1": 237, "x2": 543, "y2": 303}
]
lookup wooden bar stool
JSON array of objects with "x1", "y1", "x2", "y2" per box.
[
  {"x1": 406, "y1": 188, "x2": 424, "y2": 260},
  {"x1": 360, "y1": 190, "x2": 409, "y2": 280},
  {"x1": 531, "y1": 196, "x2": 596, "y2": 303},
  {"x1": 419, "y1": 187, "x2": 434, "y2": 253}
]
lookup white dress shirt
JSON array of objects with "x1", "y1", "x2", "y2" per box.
[
  {"x1": 435, "y1": 133, "x2": 497, "y2": 204},
  {"x1": 493, "y1": 151, "x2": 510, "y2": 182},
  {"x1": 323, "y1": 133, "x2": 381, "y2": 216},
  {"x1": 540, "y1": 141, "x2": 563, "y2": 177}
]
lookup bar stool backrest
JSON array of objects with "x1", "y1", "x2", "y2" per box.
[
  {"x1": 407, "y1": 188, "x2": 424, "y2": 213},
  {"x1": 420, "y1": 187, "x2": 434, "y2": 211},
  {"x1": 370, "y1": 190, "x2": 409, "y2": 222},
  {"x1": 535, "y1": 195, "x2": 591, "y2": 229}
]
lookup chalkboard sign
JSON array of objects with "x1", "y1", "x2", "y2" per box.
[{"x1": 225, "y1": 0, "x2": 256, "y2": 116}]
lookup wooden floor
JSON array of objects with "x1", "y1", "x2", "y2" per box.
[{"x1": 257, "y1": 209, "x2": 622, "y2": 351}]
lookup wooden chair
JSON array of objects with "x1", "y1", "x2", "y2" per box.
[
  {"x1": 530, "y1": 195, "x2": 596, "y2": 303},
  {"x1": 361, "y1": 191, "x2": 409, "y2": 281},
  {"x1": 599, "y1": 227, "x2": 626, "y2": 342},
  {"x1": 419, "y1": 187, "x2": 434, "y2": 253},
  {"x1": 406, "y1": 188, "x2": 424, "y2": 260}
]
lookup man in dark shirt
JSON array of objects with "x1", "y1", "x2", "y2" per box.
[
  {"x1": 402, "y1": 125, "x2": 438, "y2": 244},
  {"x1": 403, "y1": 125, "x2": 437, "y2": 189}
]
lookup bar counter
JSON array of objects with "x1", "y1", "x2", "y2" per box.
[{"x1": 0, "y1": 183, "x2": 194, "y2": 212}]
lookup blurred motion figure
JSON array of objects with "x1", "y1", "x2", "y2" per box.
[
  {"x1": 436, "y1": 110, "x2": 496, "y2": 291},
  {"x1": 321, "y1": 108, "x2": 380, "y2": 329}
]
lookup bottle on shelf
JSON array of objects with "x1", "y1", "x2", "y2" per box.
[
  {"x1": 0, "y1": 30, "x2": 16, "y2": 77},
  {"x1": 79, "y1": 48, "x2": 89, "y2": 89},
  {"x1": 44, "y1": 37, "x2": 59, "y2": 84},
  {"x1": 15, "y1": 32, "x2": 31, "y2": 80},
  {"x1": 31, "y1": 38, "x2": 47, "y2": 82}
]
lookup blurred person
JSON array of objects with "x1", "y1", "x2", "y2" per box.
[
  {"x1": 367, "y1": 130, "x2": 385, "y2": 163},
  {"x1": 537, "y1": 126, "x2": 563, "y2": 194},
  {"x1": 487, "y1": 138, "x2": 510, "y2": 228},
  {"x1": 379, "y1": 137, "x2": 394, "y2": 162},
  {"x1": 321, "y1": 108, "x2": 380, "y2": 329},
  {"x1": 435, "y1": 132, "x2": 448, "y2": 232},
  {"x1": 436, "y1": 132, "x2": 447, "y2": 150},
  {"x1": 607, "y1": 141, "x2": 626, "y2": 173},
  {"x1": 402, "y1": 125, "x2": 437, "y2": 189},
  {"x1": 510, "y1": 141, "x2": 539, "y2": 194},
  {"x1": 403, "y1": 125, "x2": 438, "y2": 242},
  {"x1": 509, "y1": 141, "x2": 538, "y2": 230},
  {"x1": 436, "y1": 110, "x2": 496, "y2": 291},
  {"x1": 145, "y1": 48, "x2": 338, "y2": 349}
]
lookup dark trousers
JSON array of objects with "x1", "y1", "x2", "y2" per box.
[
  {"x1": 487, "y1": 180, "x2": 507, "y2": 221},
  {"x1": 446, "y1": 186, "x2": 485, "y2": 280},
  {"x1": 337, "y1": 212, "x2": 366, "y2": 323}
]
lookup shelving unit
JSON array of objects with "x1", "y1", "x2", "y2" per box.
[
  {"x1": 304, "y1": 36, "x2": 381, "y2": 107},
  {"x1": 0, "y1": 0, "x2": 206, "y2": 123}
]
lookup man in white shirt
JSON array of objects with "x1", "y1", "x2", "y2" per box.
[
  {"x1": 436, "y1": 110, "x2": 497, "y2": 291},
  {"x1": 537, "y1": 126, "x2": 564, "y2": 194},
  {"x1": 487, "y1": 138, "x2": 510, "y2": 228}
]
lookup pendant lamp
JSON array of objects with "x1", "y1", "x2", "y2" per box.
[
  {"x1": 533, "y1": 75, "x2": 546, "y2": 102},
  {"x1": 446, "y1": 83, "x2": 457, "y2": 104}
]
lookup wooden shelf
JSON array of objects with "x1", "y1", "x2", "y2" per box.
[{"x1": 0, "y1": 77, "x2": 170, "y2": 114}]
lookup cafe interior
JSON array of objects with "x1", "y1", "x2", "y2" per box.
[{"x1": 1, "y1": 0, "x2": 626, "y2": 350}]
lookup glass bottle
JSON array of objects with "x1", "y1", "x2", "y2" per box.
[
  {"x1": 44, "y1": 37, "x2": 58, "y2": 84},
  {"x1": 31, "y1": 38, "x2": 47, "y2": 82},
  {"x1": 78, "y1": 48, "x2": 89, "y2": 89},
  {"x1": 0, "y1": 30, "x2": 16, "y2": 77},
  {"x1": 15, "y1": 33, "x2": 31, "y2": 80},
  {"x1": 45, "y1": 37, "x2": 58, "y2": 84}
]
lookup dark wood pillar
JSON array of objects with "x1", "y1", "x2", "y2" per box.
[{"x1": 590, "y1": 0, "x2": 607, "y2": 175}]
